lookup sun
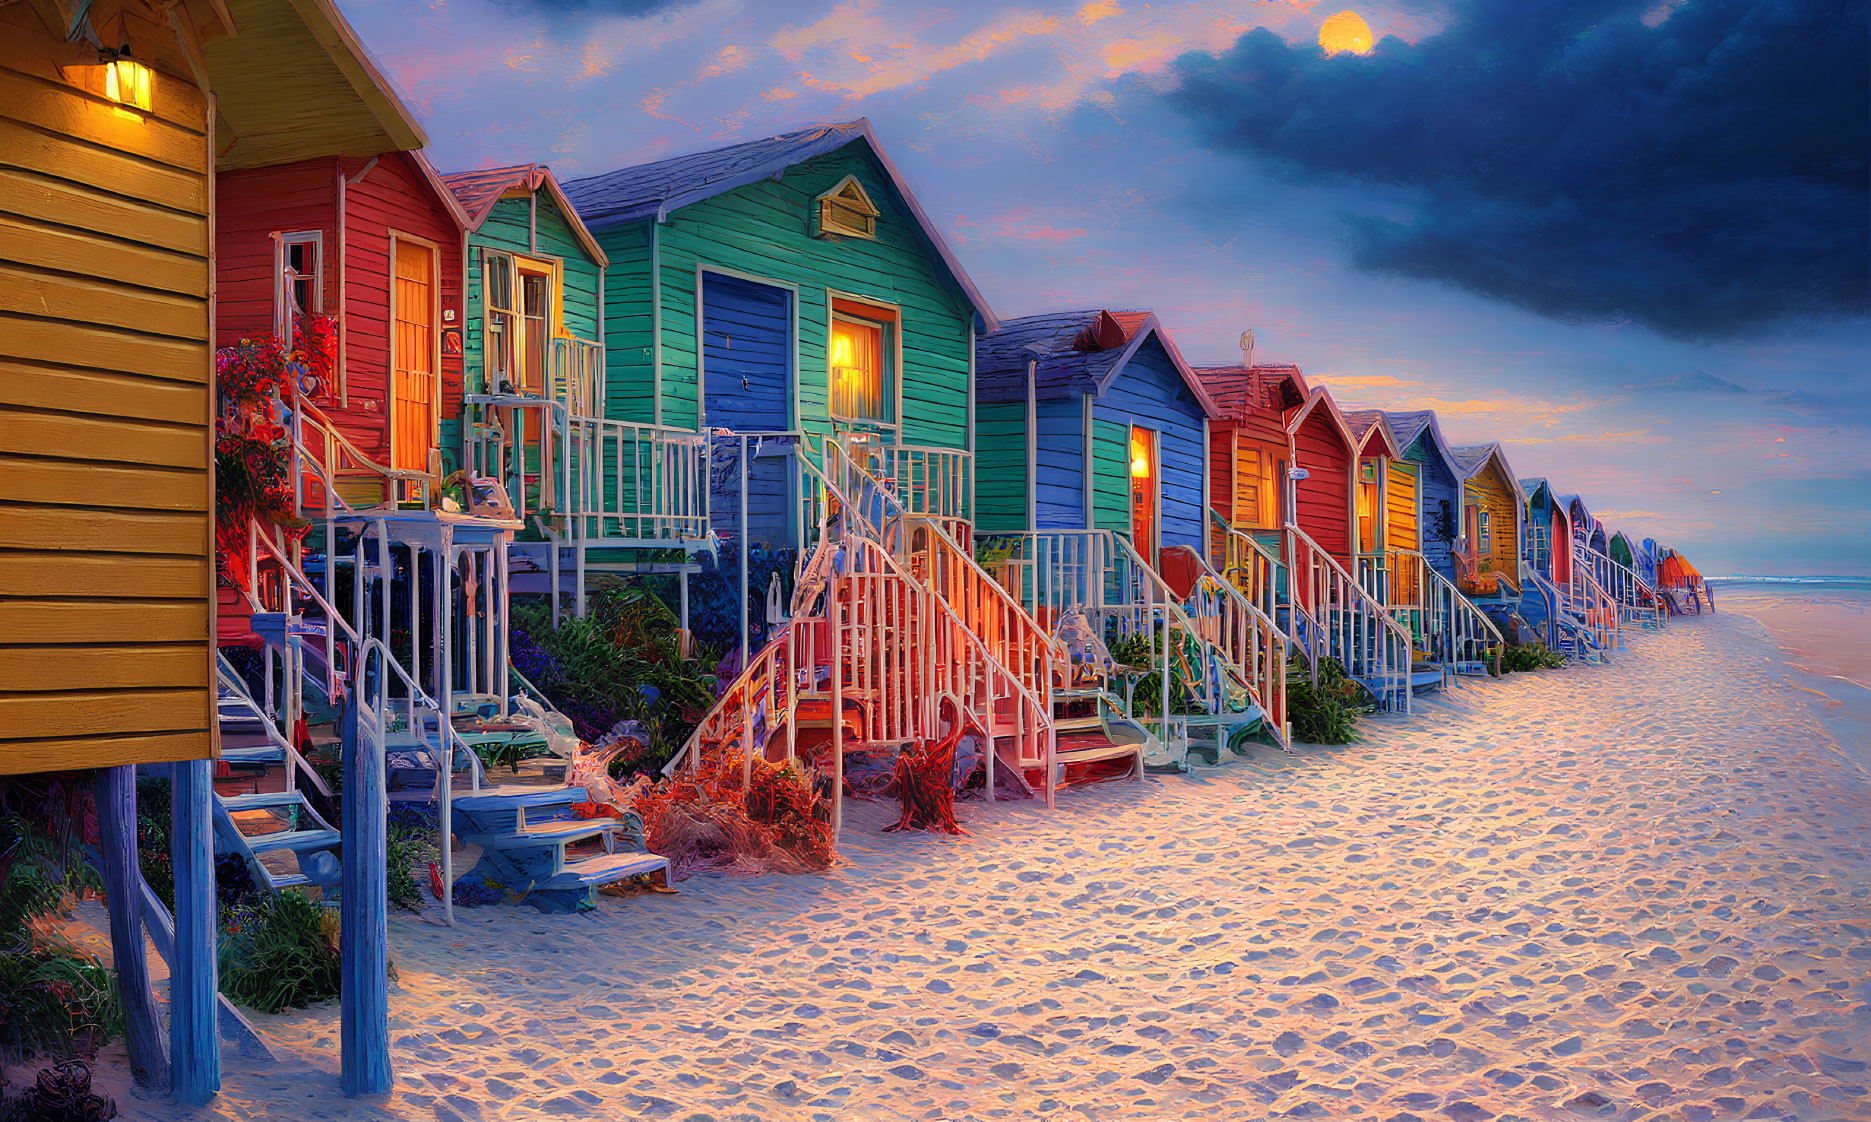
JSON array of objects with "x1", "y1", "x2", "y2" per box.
[{"x1": 1319, "y1": 10, "x2": 1374, "y2": 55}]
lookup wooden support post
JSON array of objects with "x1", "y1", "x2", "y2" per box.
[
  {"x1": 170, "y1": 758, "x2": 219, "y2": 1104},
  {"x1": 340, "y1": 681, "x2": 392, "y2": 1096},
  {"x1": 94, "y1": 767, "x2": 168, "y2": 1090}
]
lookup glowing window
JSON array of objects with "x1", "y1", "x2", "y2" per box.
[
  {"x1": 830, "y1": 313, "x2": 887, "y2": 422},
  {"x1": 106, "y1": 58, "x2": 151, "y2": 111}
]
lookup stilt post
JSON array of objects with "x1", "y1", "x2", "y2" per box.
[
  {"x1": 170, "y1": 758, "x2": 219, "y2": 1103},
  {"x1": 340, "y1": 663, "x2": 391, "y2": 1095},
  {"x1": 93, "y1": 766, "x2": 168, "y2": 1090}
]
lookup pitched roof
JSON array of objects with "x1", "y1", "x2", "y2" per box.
[
  {"x1": 975, "y1": 310, "x2": 1217, "y2": 413},
  {"x1": 562, "y1": 119, "x2": 994, "y2": 330},
  {"x1": 1342, "y1": 409, "x2": 1398, "y2": 457},
  {"x1": 1381, "y1": 409, "x2": 1463, "y2": 478},
  {"x1": 1193, "y1": 363, "x2": 1308, "y2": 418},
  {"x1": 440, "y1": 164, "x2": 608, "y2": 266},
  {"x1": 1451, "y1": 443, "x2": 1528, "y2": 506}
]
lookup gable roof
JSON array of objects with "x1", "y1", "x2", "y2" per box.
[
  {"x1": 562, "y1": 119, "x2": 995, "y2": 330},
  {"x1": 1288, "y1": 386, "x2": 1359, "y2": 452},
  {"x1": 975, "y1": 310, "x2": 1218, "y2": 413},
  {"x1": 440, "y1": 164, "x2": 608, "y2": 266},
  {"x1": 1194, "y1": 363, "x2": 1309, "y2": 419},
  {"x1": 1342, "y1": 409, "x2": 1398, "y2": 458},
  {"x1": 1450, "y1": 443, "x2": 1528, "y2": 507},
  {"x1": 1520, "y1": 477, "x2": 1552, "y2": 505},
  {"x1": 1381, "y1": 410, "x2": 1463, "y2": 479}
]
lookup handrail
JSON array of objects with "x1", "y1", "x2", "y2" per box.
[
  {"x1": 1383, "y1": 548, "x2": 1504, "y2": 678},
  {"x1": 671, "y1": 451, "x2": 1055, "y2": 807},
  {"x1": 822, "y1": 436, "x2": 1065, "y2": 699},
  {"x1": 1576, "y1": 542, "x2": 1662, "y2": 630},
  {"x1": 1524, "y1": 568, "x2": 1565, "y2": 650},
  {"x1": 1180, "y1": 562, "x2": 1289, "y2": 749},
  {"x1": 1208, "y1": 509, "x2": 1282, "y2": 620},
  {"x1": 215, "y1": 652, "x2": 327, "y2": 800},
  {"x1": 292, "y1": 399, "x2": 434, "y2": 514},
  {"x1": 560, "y1": 416, "x2": 709, "y2": 544},
  {"x1": 1285, "y1": 522, "x2": 1414, "y2": 713}
]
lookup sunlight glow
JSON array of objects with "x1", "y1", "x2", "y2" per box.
[{"x1": 1319, "y1": 10, "x2": 1374, "y2": 56}]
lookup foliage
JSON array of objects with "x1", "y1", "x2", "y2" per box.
[
  {"x1": 510, "y1": 587, "x2": 719, "y2": 772},
  {"x1": 1286, "y1": 657, "x2": 1370, "y2": 744},
  {"x1": 1105, "y1": 630, "x2": 1198, "y2": 718},
  {"x1": 0, "y1": 1058, "x2": 117, "y2": 1121},
  {"x1": 215, "y1": 335, "x2": 292, "y2": 407},
  {"x1": 214, "y1": 427, "x2": 306, "y2": 584},
  {"x1": 386, "y1": 804, "x2": 438, "y2": 914},
  {"x1": 132, "y1": 778, "x2": 173, "y2": 915},
  {"x1": 217, "y1": 889, "x2": 342, "y2": 1014},
  {"x1": 632, "y1": 756, "x2": 832, "y2": 880},
  {"x1": 0, "y1": 797, "x2": 119, "y2": 1065},
  {"x1": 1500, "y1": 642, "x2": 1566, "y2": 674}
]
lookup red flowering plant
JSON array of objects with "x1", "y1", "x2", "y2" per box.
[{"x1": 214, "y1": 334, "x2": 309, "y2": 587}]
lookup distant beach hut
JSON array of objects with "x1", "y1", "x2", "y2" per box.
[
  {"x1": 1383, "y1": 411, "x2": 1467, "y2": 587},
  {"x1": 1448, "y1": 444, "x2": 1526, "y2": 603}
]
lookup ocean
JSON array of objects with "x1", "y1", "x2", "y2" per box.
[{"x1": 1708, "y1": 576, "x2": 1871, "y2": 746}]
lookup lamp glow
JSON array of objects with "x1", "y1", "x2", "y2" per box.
[{"x1": 106, "y1": 58, "x2": 152, "y2": 111}]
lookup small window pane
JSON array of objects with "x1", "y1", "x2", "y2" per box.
[{"x1": 830, "y1": 316, "x2": 885, "y2": 421}]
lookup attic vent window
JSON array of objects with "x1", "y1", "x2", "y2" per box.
[{"x1": 815, "y1": 175, "x2": 879, "y2": 239}]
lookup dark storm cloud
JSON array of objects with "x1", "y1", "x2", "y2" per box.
[{"x1": 1163, "y1": 0, "x2": 1868, "y2": 339}]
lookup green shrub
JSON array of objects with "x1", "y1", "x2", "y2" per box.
[
  {"x1": 0, "y1": 951, "x2": 123, "y2": 1061},
  {"x1": 1501, "y1": 643, "x2": 1566, "y2": 673},
  {"x1": 1286, "y1": 657, "x2": 1370, "y2": 744},
  {"x1": 386, "y1": 824, "x2": 436, "y2": 913},
  {"x1": 217, "y1": 889, "x2": 341, "y2": 1014}
]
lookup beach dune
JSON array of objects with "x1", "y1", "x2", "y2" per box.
[{"x1": 96, "y1": 612, "x2": 1871, "y2": 1121}]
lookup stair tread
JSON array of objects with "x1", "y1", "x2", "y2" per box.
[
  {"x1": 452, "y1": 785, "x2": 592, "y2": 812},
  {"x1": 546, "y1": 850, "x2": 669, "y2": 888},
  {"x1": 460, "y1": 818, "x2": 628, "y2": 849},
  {"x1": 247, "y1": 827, "x2": 340, "y2": 854},
  {"x1": 221, "y1": 790, "x2": 308, "y2": 811}
]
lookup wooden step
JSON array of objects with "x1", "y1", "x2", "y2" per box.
[
  {"x1": 246, "y1": 827, "x2": 341, "y2": 856},
  {"x1": 546, "y1": 850, "x2": 668, "y2": 891},
  {"x1": 460, "y1": 817, "x2": 627, "y2": 851}
]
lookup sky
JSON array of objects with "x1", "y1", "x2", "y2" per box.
[{"x1": 338, "y1": 0, "x2": 1869, "y2": 575}]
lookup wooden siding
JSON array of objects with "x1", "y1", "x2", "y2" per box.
[
  {"x1": 1092, "y1": 340, "x2": 1207, "y2": 552},
  {"x1": 1465, "y1": 458, "x2": 1520, "y2": 581},
  {"x1": 1211, "y1": 408, "x2": 1287, "y2": 533},
  {"x1": 1403, "y1": 433, "x2": 1461, "y2": 582},
  {"x1": 1, "y1": 20, "x2": 216, "y2": 773},
  {"x1": 1386, "y1": 461, "x2": 1419, "y2": 553},
  {"x1": 594, "y1": 144, "x2": 976, "y2": 451},
  {"x1": 1089, "y1": 418, "x2": 1130, "y2": 535},
  {"x1": 1208, "y1": 421, "x2": 1235, "y2": 523},
  {"x1": 973, "y1": 401, "x2": 1026, "y2": 534},
  {"x1": 1033, "y1": 396, "x2": 1084, "y2": 530},
  {"x1": 1292, "y1": 409, "x2": 1351, "y2": 558}
]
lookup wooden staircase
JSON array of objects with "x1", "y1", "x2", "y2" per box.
[
  {"x1": 1284, "y1": 525, "x2": 1416, "y2": 711},
  {"x1": 1368, "y1": 549, "x2": 1504, "y2": 680},
  {"x1": 449, "y1": 786, "x2": 668, "y2": 914}
]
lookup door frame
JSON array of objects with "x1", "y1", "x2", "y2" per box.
[
  {"x1": 695, "y1": 263, "x2": 799, "y2": 433},
  {"x1": 388, "y1": 229, "x2": 443, "y2": 478},
  {"x1": 1128, "y1": 424, "x2": 1160, "y2": 565}
]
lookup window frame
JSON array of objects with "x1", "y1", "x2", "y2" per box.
[
  {"x1": 274, "y1": 230, "x2": 323, "y2": 343},
  {"x1": 826, "y1": 294, "x2": 900, "y2": 430},
  {"x1": 481, "y1": 248, "x2": 564, "y2": 399},
  {"x1": 813, "y1": 174, "x2": 880, "y2": 240}
]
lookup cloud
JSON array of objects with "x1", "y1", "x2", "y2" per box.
[
  {"x1": 1310, "y1": 373, "x2": 1420, "y2": 388},
  {"x1": 496, "y1": 0, "x2": 690, "y2": 14},
  {"x1": 1160, "y1": 0, "x2": 1869, "y2": 339},
  {"x1": 1624, "y1": 371, "x2": 1748, "y2": 394}
]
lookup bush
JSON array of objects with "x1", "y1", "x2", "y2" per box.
[
  {"x1": 386, "y1": 821, "x2": 437, "y2": 914},
  {"x1": 1501, "y1": 643, "x2": 1566, "y2": 674},
  {"x1": 217, "y1": 889, "x2": 341, "y2": 1014},
  {"x1": 510, "y1": 587, "x2": 720, "y2": 772},
  {"x1": 0, "y1": 805, "x2": 120, "y2": 1064},
  {"x1": 1286, "y1": 657, "x2": 1370, "y2": 744}
]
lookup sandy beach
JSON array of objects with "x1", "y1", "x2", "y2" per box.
[{"x1": 88, "y1": 611, "x2": 1871, "y2": 1122}]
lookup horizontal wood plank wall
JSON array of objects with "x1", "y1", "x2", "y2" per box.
[
  {"x1": 1033, "y1": 398, "x2": 1084, "y2": 529},
  {"x1": 632, "y1": 145, "x2": 975, "y2": 451},
  {"x1": 596, "y1": 222, "x2": 654, "y2": 425},
  {"x1": 0, "y1": 18, "x2": 216, "y2": 773},
  {"x1": 336, "y1": 153, "x2": 463, "y2": 467},
  {"x1": 1095, "y1": 341, "x2": 1207, "y2": 552},
  {"x1": 1208, "y1": 422, "x2": 1235, "y2": 523},
  {"x1": 1292, "y1": 410, "x2": 1351, "y2": 558},
  {"x1": 1088, "y1": 419, "x2": 1129, "y2": 535},
  {"x1": 1403, "y1": 434, "x2": 1461, "y2": 582},
  {"x1": 1466, "y1": 458, "x2": 1520, "y2": 581},
  {"x1": 1228, "y1": 411, "x2": 1287, "y2": 533},
  {"x1": 972, "y1": 402, "x2": 1027, "y2": 534},
  {"x1": 1386, "y1": 461, "x2": 1420, "y2": 552},
  {"x1": 215, "y1": 164, "x2": 334, "y2": 346}
]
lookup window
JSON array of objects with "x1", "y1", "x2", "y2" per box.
[
  {"x1": 829, "y1": 298, "x2": 894, "y2": 423},
  {"x1": 1130, "y1": 426, "x2": 1158, "y2": 561},
  {"x1": 1479, "y1": 509, "x2": 1493, "y2": 551},
  {"x1": 482, "y1": 251, "x2": 559, "y2": 398},
  {"x1": 815, "y1": 175, "x2": 879, "y2": 239},
  {"x1": 276, "y1": 231, "x2": 322, "y2": 342}
]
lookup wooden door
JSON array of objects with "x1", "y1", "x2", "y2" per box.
[
  {"x1": 1129, "y1": 425, "x2": 1158, "y2": 563},
  {"x1": 392, "y1": 239, "x2": 437, "y2": 476}
]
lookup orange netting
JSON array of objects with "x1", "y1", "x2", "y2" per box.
[{"x1": 632, "y1": 755, "x2": 834, "y2": 880}]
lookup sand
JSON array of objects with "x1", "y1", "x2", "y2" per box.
[{"x1": 87, "y1": 611, "x2": 1871, "y2": 1121}]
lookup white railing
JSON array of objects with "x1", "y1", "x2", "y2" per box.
[
  {"x1": 1525, "y1": 521, "x2": 1552, "y2": 578},
  {"x1": 837, "y1": 437, "x2": 972, "y2": 530},
  {"x1": 1382, "y1": 549, "x2": 1503, "y2": 678},
  {"x1": 671, "y1": 459, "x2": 1054, "y2": 817},
  {"x1": 983, "y1": 530, "x2": 1273, "y2": 740},
  {"x1": 463, "y1": 335, "x2": 611, "y2": 531},
  {"x1": 551, "y1": 336, "x2": 604, "y2": 420},
  {"x1": 822, "y1": 437, "x2": 1062, "y2": 705},
  {"x1": 1285, "y1": 524, "x2": 1414, "y2": 713},
  {"x1": 1178, "y1": 560, "x2": 1289, "y2": 748},
  {"x1": 1208, "y1": 510, "x2": 1281, "y2": 621},
  {"x1": 1523, "y1": 568, "x2": 1565, "y2": 651},
  {"x1": 1572, "y1": 563, "x2": 1622, "y2": 656},
  {"x1": 1577, "y1": 543, "x2": 1662, "y2": 631},
  {"x1": 562, "y1": 416, "x2": 708, "y2": 545},
  {"x1": 291, "y1": 399, "x2": 433, "y2": 515}
]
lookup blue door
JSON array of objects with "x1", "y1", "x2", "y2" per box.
[{"x1": 702, "y1": 272, "x2": 791, "y2": 432}]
